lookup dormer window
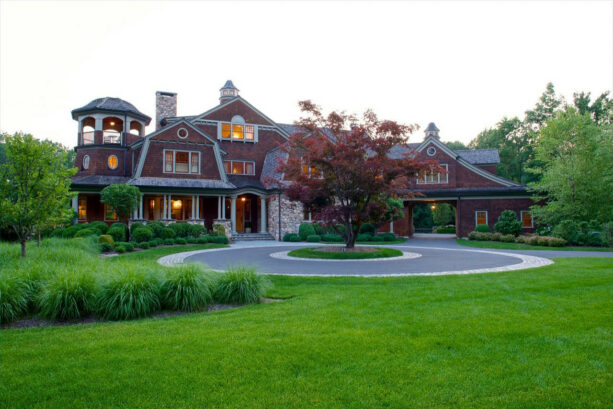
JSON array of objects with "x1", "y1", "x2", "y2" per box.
[{"x1": 219, "y1": 116, "x2": 257, "y2": 142}]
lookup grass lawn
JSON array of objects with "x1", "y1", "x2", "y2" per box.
[
  {"x1": 288, "y1": 246, "x2": 403, "y2": 259},
  {"x1": 457, "y1": 238, "x2": 613, "y2": 252},
  {"x1": 321, "y1": 238, "x2": 408, "y2": 245},
  {"x1": 2, "y1": 253, "x2": 612, "y2": 408}
]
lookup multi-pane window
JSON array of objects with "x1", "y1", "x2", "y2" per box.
[
  {"x1": 245, "y1": 125, "x2": 254, "y2": 140},
  {"x1": 417, "y1": 164, "x2": 448, "y2": 184},
  {"x1": 220, "y1": 122, "x2": 256, "y2": 142},
  {"x1": 301, "y1": 159, "x2": 322, "y2": 179},
  {"x1": 78, "y1": 198, "x2": 87, "y2": 220},
  {"x1": 222, "y1": 123, "x2": 231, "y2": 139},
  {"x1": 475, "y1": 211, "x2": 488, "y2": 226},
  {"x1": 521, "y1": 211, "x2": 533, "y2": 228},
  {"x1": 224, "y1": 160, "x2": 255, "y2": 175},
  {"x1": 232, "y1": 124, "x2": 244, "y2": 139},
  {"x1": 163, "y1": 150, "x2": 200, "y2": 174},
  {"x1": 104, "y1": 204, "x2": 118, "y2": 221}
]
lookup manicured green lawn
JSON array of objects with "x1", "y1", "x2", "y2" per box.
[
  {"x1": 321, "y1": 238, "x2": 408, "y2": 245},
  {"x1": 288, "y1": 246, "x2": 403, "y2": 259},
  {"x1": 2, "y1": 256, "x2": 612, "y2": 408},
  {"x1": 457, "y1": 238, "x2": 613, "y2": 252}
]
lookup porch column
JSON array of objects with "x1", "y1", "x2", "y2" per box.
[
  {"x1": 163, "y1": 195, "x2": 167, "y2": 220},
  {"x1": 139, "y1": 195, "x2": 143, "y2": 220},
  {"x1": 196, "y1": 195, "x2": 200, "y2": 219},
  {"x1": 191, "y1": 195, "x2": 196, "y2": 220},
  {"x1": 71, "y1": 195, "x2": 78, "y2": 223},
  {"x1": 168, "y1": 194, "x2": 172, "y2": 219},
  {"x1": 260, "y1": 196, "x2": 267, "y2": 233},
  {"x1": 390, "y1": 220, "x2": 394, "y2": 234},
  {"x1": 222, "y1": 196, "x2": 226, "y2": 219},
  {"x1": 231, "y1": 196, "x2": 237, "y2": 234},
  {"x1": 217, "y1": 196, "x2": 222, "y2": 219}
]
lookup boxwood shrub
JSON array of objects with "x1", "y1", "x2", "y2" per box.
[
  {"x1": 196, "y1": 236, "x2": 209, "y2": 244},
  {"x1": 475, "y1": 224, "x2": 491, "y2": 233},
  {"x1": 159, "y1": 227, "x2": 176, "y2": 239},
  {"x1": 138, "y1": 242, "x2": 150, "y2": 249},
  {"x1": 88, "y1": 221, "x2": 109, "y2": 235},
  {"x1": 169, "y1": 222, "x2": 189, "y2": 238},
  {"x1": 107, "y1": 226, "x2": 126, "y2": 243},
  {"x1": 129, "y1": 222, "x2": 145, "y2": 236},
  {"x1": 306, "y1": 234, "x2": 321, "y2": 242},
  {"x1": 321, "y1": 233, "x2": 343, "y2": 242},
  {"x1": 357, "y1": 233, "x2": 373, "y2": 241},
  {"x1": 435, "y1": 225, "x2": 456, "y2": 234},
  {"x1": 380, "y1": 232, "x2": 396, "y2": 241},
  {"x1": 371, "y1": 235, "x2": 384, "y2": 242},
  {"x1": 98, "y1": 234, "x2": 115, "y2": 247},
  {"x1": 62, "y1": 225, "x2": 84, "y2": 238},
  {"x1": 175, "y1": 238, "x2": 187, "y2": 245},
  {"x1": 359, "y1": 223, "x2": 375, "y2": 234},
  {"x1": 283, "y1": 233, "x2": 301, "y2": 242},
  {"x1": 146, "y1": 221, "x2": 165, "y2": 238},
  {"x1": 187, "y1": 224, "x2": 205, "y2": 238},
  {"x1": 74, "y1": 228, "x2": 98, "y2": 238},
  {"x1": 115, "y1": 245, "x2": 127, "y2": 253},
  {"x1": 163, "y1": 238, "x2": 175, "y2": 245},
  {"x1": 110, "y1": 222, "x2": 128, "y2": 232},
  {"x1": 298, "y1": 223, "x2": 316, "y2": 241},
  {"x1": 132, "y1": 227, "x2": 154, "y2": 243},
  {"x1": 494, "y1": 210, "x2": 522, "y2": 237}
]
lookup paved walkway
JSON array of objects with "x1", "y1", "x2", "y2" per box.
[{"x1": 157, "y1": 237, "x2": 611, "y2": 277}]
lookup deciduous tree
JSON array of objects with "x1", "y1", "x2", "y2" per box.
[{"x1": 100, "y1": 184, "x2": 141, "y2": 238}]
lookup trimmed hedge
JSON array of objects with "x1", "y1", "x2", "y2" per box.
[
  {"x1": 494, "y1": 210, "x2": 522, "y2": 237},
  {"x1": 187, "y1": 224, "x2": 205, "y2": 238},
  {"x1": 283, "y1": 233, "x2": 301, "y2": 242},
  {"x1": 132, "y1": 227, "x2": 154, "y2": 243},
  {"x1": 356, "y1": 233, "x2": 373, "y2": 241},
  {"x1": 74, "y1": 228, "x2": 98, "y2": 238},
  {"x1": 475, "y1": 224, "x2": 491, "y2": 233},
  {"x1": 321, "y1": 233, "x2": 343, "y2": 242},
  {"x1": 359, "y1": 223, "x2": 375, "y2": 234},
  {"x1": 435, "y1": 225, "x2": 456, "y2": 234},
  {"x1": 306, "y1": 234, "x2": 321, "y2": 242},
  {"x1": 147, "y1": 221, "x2": 165, "y2": 238},
  {"x1": 470, "y1": 231, "x2": 567, "y2": 247},
  {"x1": 107, "y1": 226, "x2": 126, "y2": 243},
  {"x1": 298, "y1": 223, "x2": 316, "y2": 241},
  {"x1": 98, "y1": 235, "x2": 115, "y2": 247},
  {"x1": 169, "y1": 222, "x2": 189, "y2": 238}
]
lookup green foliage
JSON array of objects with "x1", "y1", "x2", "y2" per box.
[
  {"x1": 475, "y1": 224, "x2": 491, "y2": 233},
  {"x1": 413, "y1": 204, "x2": 434, "y2": 229},
  {"x1": 110, "y1": 222, "x2": 128, "y2": 232},
  {"x1": 169, "y1": 222, "x2": 189, "y2": 238},
  {"x1": 432, "y1": 204, "x2": 455, "y2": 226},
  {"x1": 380, "y1": 232, "x2": 396, "y2": 241},
  {"x1": 312, "y1": 223, "x2": 325, "y2": 235},
  {"x1": 197, "y1": 237, "x2": 209, "y2": 244},
  {"x1": 62, "y1": 224, "x2": 83, "y2": 238},
  {"x1": 358, "y1": 223, "x2": 375, "y2": 234},
  {"x1": 283, "y1": 233, "x2": 301, "y2": 242},
  {"x1": 174, "y1": 238, "x2": 186, "y2": 245},
  {"x1": 435, "y1": 225, "x2": 456, "y2": 234},
  {"x1": 553, "y1": 220, "x2": 579, "y2": 244},
  {"x1": 96, "y1": 270, "x2": 160, "y2": 320},
  {"x1": 100, "y1": 243, "x2": 113, "y2": 252},
  {"x1": 98, "y1": 235, "x2": 115, "y2": 247},
  {"x1": 356, "y1": 233, "x2": 373, "y2": 241},
  {"x1": 445, "y1": 141, "x2": 468, "y2": 150},
  {"x1": 370, "y1": 235, "x2": 384, "y2": 242},
  {"x1": 132, "y1": 227, "x2": 154, "y2": 243},
  {"x1": 161, "y1": 264, "x2": 213, "y2": 312},
  {"x1": 129, "y1": 222, "x2": 145, "y2": 235},
  {"x1": 146, "y1": 240, "x2": 158, "y2": 248},
  {"x1": 138, "y1": 242, "x2": 150, "y2": 249},
  {"x1": 212, "y1": 223, "x2": 226, "y2": 237},
  {"x1": 494, "y1": 210, "x2": 522, "y2": 237},
  {"x1": 0, "y1": 132, "x2": 76, "y2": 257},
  {"x1": 147, "y1": 221, "x2": 165, "y2": 238},
  {"x1": 37, "y1": 270, "x2": 97, "y2": 320},
  {"x1": 100, "y1": 185, "x2": 141, "y2": 225},
  {"x1": 163, "y1": 238, "x2": 175, "y2": 245},
  {"x1": 87, "y1": 221, "x2": 109, "y2": 235},
  {"x1": 298, "y1": 223, "x2": 316, "y2": 241},
  {"x1": 74, "y1": 228, "x2": 98, "y2": 238},
  {"x1": 115, "y1": 245, "x2": 126, "y2": 253},
  {"x1": 0, "y1": 275, "x2": 30, "y2": 323},
  {"x1": 321, "y1": 233, "x2": 343, "y2": 242},
  {"x1": 213, "y1": 266, "x2": 269, "y2": 304},
  {"x1": 107, "y1": 226, "x2": 126, "y2": 243},
  {"x1": 187, "y1": 224, "x2": 205, "y2": 238},
  {"x1": 306, "y1": 234, "x2": 321, "y2": 242},
  {"x1": 530, "y1": 108, "x2": 613, "y2": 225},
  {"x1": 288, "y1": 247, "x2": 402, "y2": 259},
  {"x1": 159, "y1": 227, "x2": 176, "y2": 239}
]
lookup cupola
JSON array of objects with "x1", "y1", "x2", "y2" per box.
[
  {"x1": 425, "y1": 122, "x2": 440, "y2": 138},
  {"x1": 219, "y1": 80, "x2": 239, "y2": 104}
]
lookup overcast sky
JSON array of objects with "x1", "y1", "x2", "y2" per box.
[{"x1": 1, "y1": 1, "x2": 611, "y2": 147}]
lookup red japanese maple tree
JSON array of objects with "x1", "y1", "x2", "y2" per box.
[{"x1": 278, "y1": 101, "x2": 436, "y2": 248}]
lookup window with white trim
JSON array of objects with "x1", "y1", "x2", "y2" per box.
[
  {"x1": 224, "y1": 160, "x2": 255, "y2": 175},
  {"x1": 163, "y1": 149, "x2": 200, "y2": 174},
  {"x1": 475, "y1": 210, "x2": 488, "y2": 226},
  {"x1": 104, "y1": 203, "x2": 118, "y2": 221},
  {"x1": 521, "y1": 211, "x2": 533, "y2": 228},
  {"x1": 417, "y1": 164, "x2": 448, "y2": 184},
  {"x1": 219, "y1": 116, "x2": 257, "y2": 142}
]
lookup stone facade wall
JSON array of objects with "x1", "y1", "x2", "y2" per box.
[
  {"x1": 267, "y1": 194, "x2": 303, "y2": 241},
  {"x1": 213, "y1": 219, "x2": 232, "y2": 240}
]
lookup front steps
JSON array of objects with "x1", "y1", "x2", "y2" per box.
[{"x1": 232, "y1": 232, "x2": 275, "y2": 241}]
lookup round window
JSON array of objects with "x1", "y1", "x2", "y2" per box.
[
  {"x1": 177, "y1": 128, "x2": 189, "y2": 139},
  {"x1": 108, "y1": 155, "x2": 118, "y2": 170},
  {"x1": 426, "y1": 146, "x2": 436, "y2": 156},
  {"x1": 83, "y1": 155, "x2": 90, "y2": 170}
]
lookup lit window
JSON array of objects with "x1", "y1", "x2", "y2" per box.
[
  {"x1": 232, "y1": 124, "x2": 244, "y2": 139},
  {"x1": 165, "y1": 151, "x2": 173, "y2": 172},
  {"x1": 521, "y1": 211, "x2": 533, "y2": 228},
  {"x1": 104, "y1": 204, "x2": 118, "y2": 221},
  {"x1": 222, "y1": 123, "x2": 231, "y2": 138},
  {"x1": 83, "y1": 155, "x2": 90, "y2": 170},
  {"x1": 164, "y1": 150, "x2": 199, "y2": 174},
  {"x1": 475, "y1": 211, "x2": 488, "y2": 226},
  {"x1": 78, "y1": 198, "x2": 87, "y2": 220},
  {"x1": 245, "y1": 125, "x2": 254, "y2": 140},
  {"x1": 175, "y1": 152, "x2": 189, "y2": 173},
  {"x1": 108, "y1": 155, "x2": 118, "y2": 170},
  {"x1": 224, "y1": 160, "x2": 255, "y2": 175}
]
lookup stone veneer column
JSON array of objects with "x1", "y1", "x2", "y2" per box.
[
  {"x1": 267, "y1": 194, "x2": 303, "y2": 241},
  {"x1": 260, "y1": 196, "x2": 267, "y2": 233}
]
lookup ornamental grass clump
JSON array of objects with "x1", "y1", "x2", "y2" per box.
[
  {"x1": 161, "y1": 264, "x2": 213, "y2": 311},
  {"x1": 96, "y1": 269, "x2": 161, "y2": 320},
  {"x1": 213, "y1": 266, "x2": 269, "y2": 305},
  {"x1": 37, "y1": 270, "x2": 98, "y2": 320},
  {"x1": 0, "y1": 275, "x2": 31, "y2": 324}
]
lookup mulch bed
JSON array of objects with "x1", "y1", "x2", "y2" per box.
[{"x1": 1, "y1": 298, "x2": 281, "y2": 330}]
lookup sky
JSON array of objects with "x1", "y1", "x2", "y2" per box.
[{"x1": 0, "y1": 0, "x2": 611, "y2": 148}]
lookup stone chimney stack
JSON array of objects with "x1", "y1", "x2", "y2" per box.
[{"x1": 155, "y1": 91, "x2": 177, "y2": 130}]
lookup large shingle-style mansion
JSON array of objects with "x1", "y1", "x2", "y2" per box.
[{"x1": 70, "y1": 81, "x2": 535, "y2": 239}]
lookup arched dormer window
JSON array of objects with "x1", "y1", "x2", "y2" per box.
[
  {"x1": 129, "y1": 120, "x2": 143, "y2": 136},
  {"x1": 220, "y1": 115, "x2": 255, "y2": 142},
  {"x1": 103, "y1": 117, "x2": 123, "y2": 144},
  {"x1": 231, "y1": 115, "x2": 245, "y2": 139},
  {"x1": 81, "y1": 117, "x2": 95, "y2": 145}
]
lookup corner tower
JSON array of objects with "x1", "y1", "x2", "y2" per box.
[{"x1": 219, "y1": 80, "x2": 239, "y2": 104}]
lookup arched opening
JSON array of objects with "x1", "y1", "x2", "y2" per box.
[
  {"x1": 82, "y1": 116, "x2": 95, "y2": 145},
  {"x1": 129, "y1": 120, "x2": 143, "y2": 136},
  {"x1": 102, "y1": 117, "x2": 123, "y2": 144},
  {"x1": 231, "y1": 115, "x2": 245, "y2": 139},
  {"x1": 412, "y1": 201, "x2": 456, "y2": 235}
]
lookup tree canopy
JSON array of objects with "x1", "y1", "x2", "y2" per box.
[
  {"x1": 0, "y1": 133, "x2": 76, "y2": 257},
  {"x1": 100, "y1": 184, "x2": 142, "y2": 229},
  {"x1": 278, "y1": 101, "x2": 434, "y2": 248}
]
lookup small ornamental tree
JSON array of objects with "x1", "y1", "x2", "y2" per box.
[
  {"x1": 100, "y1": 184, "x2": 141, "y2": 238},
  {"x1": 0, "y1": 133, "x2": 76, "y2": 257},
  {"x1": 277, "y1": 101, "x2": 435, "y2": 248},
  {"x1": 494, "y1": 210, "x2": 522, "y2": 237}
]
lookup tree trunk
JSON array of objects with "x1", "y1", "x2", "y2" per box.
[
  {"x1": 345, "y1": 223, "x2": 356, "y2": 249},
  {"x1": 37, "y1": 231, "x2": 41, "y2": 247},
  {"x1": 21, "y1": 239, "x2": 26, "y2": 258}
]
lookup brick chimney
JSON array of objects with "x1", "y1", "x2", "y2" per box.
[{"x1": 155, "y1": 91, "x2": 177, "y2": 130}]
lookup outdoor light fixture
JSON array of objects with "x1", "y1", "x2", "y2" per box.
[
  {"x1": 431, "y1": 205, "x2": 436, "y2": 210},
  {"x1": 110, "y1": 121, "x2": 115, "y2": 126},
  {"x1": 241, "y1": 197, "x2": 246, "y2": 201},
  {"x1": 150, "y1": 199, "x2": 155, "y2": 209},
  {"x1": 172, "y1": 200, "x2": 182, "y2": 209}
]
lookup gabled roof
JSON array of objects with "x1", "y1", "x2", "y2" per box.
[
  {"x1": 71, "y1": 97, "x2": 151, "y2": 124},
  {"x1": 220, "y1": 80, "x2": 239, "y2": 91},
  {"x1": 425, "y1": 122, "x2": 440, "y2": 132},
  {"x1": 455, "y1": 149, "x2": 500, "y2": 165}
]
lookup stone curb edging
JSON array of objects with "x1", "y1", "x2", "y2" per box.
[
  {"x1": 157, "y1": 244, "x2": 554, "y2": 277},
  {"x1": 269, "y1": 250, "x2": 422, "y2": 262}
]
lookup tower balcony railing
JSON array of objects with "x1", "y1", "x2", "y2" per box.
[
  {"x1": 82, "y1": 131, "x2": 95, "y2": 145},
  {"x1": 103, "y1": 130, "x2": 121, "y2": 144}
]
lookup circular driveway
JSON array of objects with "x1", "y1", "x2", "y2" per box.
[{"x1": 157, "y1": 240, "x2": 557, "y2": 277}]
